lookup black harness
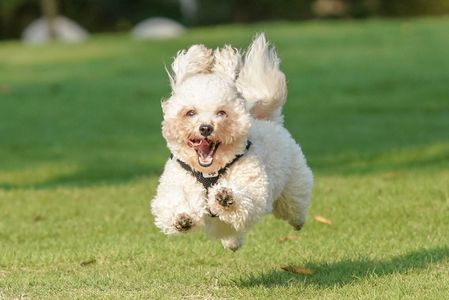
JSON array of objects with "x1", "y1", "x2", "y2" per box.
[{"x1": 171, "y1": 141, "x2": 252, "y2": 191}]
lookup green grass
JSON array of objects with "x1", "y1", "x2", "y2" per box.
[{"x1": 1, "y1": 17, "x2": 448, "y2": 299}]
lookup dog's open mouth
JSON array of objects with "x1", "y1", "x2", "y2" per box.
[{"x1": 187, "y1": 138, "x2": 220, "y2": 167}]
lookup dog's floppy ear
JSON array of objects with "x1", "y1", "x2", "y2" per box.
[
  {"x1": 168, "y1": 45, "x2": 214, "y2": 91},
  {"x1": 212, "y1": 45, "x2": 241, "y2": 81},
  {"x1": 236, "y1": 33, "x2": 287, "y2": 123}
]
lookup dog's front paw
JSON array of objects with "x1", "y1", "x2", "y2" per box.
[
  {"x1": 215, "y1": 187, "x2": 234, "y2": 207},
  {"x1": 173, "y1": 213, "x2": 193, "y2": 232}
]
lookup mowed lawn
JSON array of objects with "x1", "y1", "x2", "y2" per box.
[{"x1": 1, "y1": 17, "x2": 448, "y2": 299}]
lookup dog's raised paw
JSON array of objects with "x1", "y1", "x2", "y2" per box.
[
  {"x1": 174, "y1": 213, "x2": 193, "y2": 232},
  {"x1": 215, "y1": 187, "x2": 234, "y2": 207}
]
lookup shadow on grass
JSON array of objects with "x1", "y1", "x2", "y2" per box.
[
  {"x1": 310, "y1": 143, "x2": 449, "y2": 177},
  {"x1": 238, "y1": 247, "x2": 449, "y2": 288},
  {"x1": 1, "y1": 143, "x2": 448, "y2": 190},
  {"x1": 0, "y1": 161, "x2": 163, "y2": 190}
]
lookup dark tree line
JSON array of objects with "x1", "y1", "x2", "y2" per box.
[{"x1": 1, "y1": 0, "x2": 449, "y2": 40}]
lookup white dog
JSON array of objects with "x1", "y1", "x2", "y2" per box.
[{"x1": 151, "y1": 33, "x2": 313, "y2": 251}]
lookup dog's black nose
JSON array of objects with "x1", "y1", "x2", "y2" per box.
[{"x1": 199, "y1": 124, "x2": 214, "y2": 137}]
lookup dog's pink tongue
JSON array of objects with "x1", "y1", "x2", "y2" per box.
[{"x1": 197, "y1": 140, "x2": 212, "y2": 157}]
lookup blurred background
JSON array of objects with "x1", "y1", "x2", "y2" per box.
[{"x1": 2, "y1": 0, "x2": 449, "y2": 40}]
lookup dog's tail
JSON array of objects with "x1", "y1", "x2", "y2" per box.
[{"x1": 236, "y1": 33, "x2": 287, "y2": 124}]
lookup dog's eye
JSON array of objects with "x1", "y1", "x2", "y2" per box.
[
  {"x1": 216, "y1": 110, "x2": 227, "y2": 117},
  {"x1": 186, "y1": 110, "x2": 196, "y2": 117}
]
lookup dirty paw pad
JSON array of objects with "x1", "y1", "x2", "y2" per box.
[
  {"x1": 174, "y1": 213, "x2": 193, "y2": 232},
  {"x1": 216, "y1": 188, "x2": 234, "y2": 207}
]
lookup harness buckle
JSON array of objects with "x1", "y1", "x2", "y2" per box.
[{"x1": 203, "y1": 172, "x2": 218, "y2": 178}]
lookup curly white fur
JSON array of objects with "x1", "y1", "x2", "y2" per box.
[
  {"x1": 212, "y1": 45, "x2": 241, "y2": 81},
  {"x1": 168, "y1": 44, "x2": 214, "y2": 91},
  {"x1": 151, "y1": 33, "x2": 313, "y2": 251}
]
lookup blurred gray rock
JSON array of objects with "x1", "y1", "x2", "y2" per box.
[
  {"x1": 131, "y1": 17, "x2": 184, "y2": 40},
  {"x1": 22, "y1": 16, "x2": 88, "y2": 44}
]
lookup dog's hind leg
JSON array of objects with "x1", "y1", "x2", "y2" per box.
[
  {"x1": 221, "y1": 235, "x2": 243, "y2": 252},
  {"x1": 273, "y1": 161, "x2": 313, "y2": 230},
  {"x1": 205, "y1": 217, "x2": 244, "y2": 251}
]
